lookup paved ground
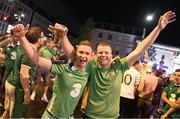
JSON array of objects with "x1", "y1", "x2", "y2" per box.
[{"x1": 0, "y1": 80, "x2": 84, "y2": 118}]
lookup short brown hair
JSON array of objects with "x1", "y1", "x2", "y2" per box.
[
  {"x1": 25, "y1": 27, "x2": 43, "y2": 44},
  {"x1": 133, "y1": 60, "x2": 140, "y2": 66},
  {"x1": 96, "y1": 41, "x2": 112, "y2": 52},
  {"x1": 175, "y1": 69, "x2": 180, "y2": 72},
  {"x1": 98, "y1": 41, "x2": 112, "y2": 48},
  {"x1": 78, "y1": 40, "x2": 92, "y2": 49}
]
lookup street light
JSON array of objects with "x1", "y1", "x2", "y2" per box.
[
  {"x1": 142, "y1": 14, "x2": 153, "y2": 39},
  {"x1": 146, "y1": 15, "x2": 153, "y2": 21}
]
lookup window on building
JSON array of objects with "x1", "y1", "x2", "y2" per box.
[
  {"x1": 0, "y1": 2, "x2": 3, "y2": 10},
  {"x1": 107, "y1": 34, "x2": 112, "y2": 40},
  {"x1": 0, "y1": 14, "x2": 2, "y2": 20},
  {"x1": 2, "y1": 24, "x2": 4, "y2": 31},
  {"x1": 7, "y1": 6, "x2": 10, "y2": 13},
  {"x1": 115, "y1": 51, "x2": 119, "y2": 56},
  {"x1": 2, "y1": 4, "x2": 6, "y2": 11},
  {"x1": 98, "y1": 32, "x2": 103, "y2": 38},
  {"x1": 1, "y1": 14, "x2": 4, "y2": 21}
]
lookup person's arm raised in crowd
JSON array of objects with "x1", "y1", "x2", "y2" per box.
[
  {"x1": 48, "y1": 23, "x2": 76, "y2": 60},
  {"x1": 127, "y1": 11, "x2": 176, "y2": 67},
  {"x1": 12, "y1": 24, "x2": 52, "y2": 71}
]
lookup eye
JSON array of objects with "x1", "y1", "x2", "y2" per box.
[
  {"x1": 78, "y1": 51, "x2": 85, "y2": 54},
  {"x1": 105, "y1": 52, "x2": 109, "y2": 54},
  {"x1": 85, "y1": 52, "x2": 90, "y2": 55},
  {"x1": 97, "y1": 52, "x2": 102, "y2": 54}
]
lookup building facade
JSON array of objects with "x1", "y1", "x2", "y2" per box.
[
  {"x1": 91, "y1": 27, "x2": 141, "y2": 57},
  {"x1": 0, "y1": 0, "x2": 13, "y2": 33},
  {"x1": 0, "y1": 0, "x2": 52, "y2": 36},
  {"x1": 31, "y1": 12, "x2": 53, "y2": 37}
]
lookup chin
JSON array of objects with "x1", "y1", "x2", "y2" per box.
[
  {"x1": 100, "y1": 63, "x2": 108, "y2": 67},
  {"x1": 101, "y1": 61, "x2": 110, "y2": 65},
  {"x1": 80, "y1": 63, "x2": 87, "y2": 67}
]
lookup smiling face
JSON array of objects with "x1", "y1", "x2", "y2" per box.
[
  {"x1": 173, "y1": 69, "x2": 180, "y2": 85},
  {"x1": 96, "y1": 43, "x2": 113, "y2": 68},
  {"x1": 74, "y1": 41, "x2": 93, "y2": 70}
]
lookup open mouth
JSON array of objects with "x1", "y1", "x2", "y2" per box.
[
  {"x1": 99, "y1": 56, "x2": 108, "y2": 61},
  {"x1": 80, "y1": 57, "x2": 88, "y2": 63}
]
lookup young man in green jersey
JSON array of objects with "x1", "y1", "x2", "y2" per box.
[
  {"x1": 30, "y1": 40, "x2": 57, "y2": 102},
  {"x1": 0, "y1": 31, "x2": 20, "y2": 118},
  {"x1": 2, "y1": 27, "x2": 45, "y2": 118},
  {"x1": 52, "y1": 11, "x2": 176, "y2": 118},
  {"x1": 11, "y1": 24, "x2": 93, "y2": 118},
  {"x1": 160, "y1": 69, "x2": 180, "y2": 118}
]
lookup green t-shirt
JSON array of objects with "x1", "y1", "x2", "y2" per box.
[
  {"x1": 39, "y1": 46, "x2": 57, "y2": 59},
  {"x1": 162, "y1": 81, "x2": 180, "y2": 118},
  {"x1": 3, "y1": 43, "x2": 19, "y2": 76},
  {"x1": 7, "y1": 46, "x2": 36, "y2": 88},
  {"x1": 85, "y1": 57, "x2": 129, "y2": 118},
  {"x1": 46, "y1": 63, "x2": 88, "y2": 118}
]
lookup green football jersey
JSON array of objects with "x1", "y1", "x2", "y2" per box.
[
  {"x1": 46, "y1": 63, "x2": 88, "y2": 118},
  {"x1": 7, "y1": 46, "x2": 36, "y2": 88},
  {"x1": 39, "y1": 46, "x2": 57, "y2": 59},
  {"x1": 3, "y1": 43, "x2": 19, "y2": 76},
  {"x1": 162, "y1": 81, "x2": 180, "y2": 118},
  {"x1": 85, "y1": 57, "x2": 129, "y2": 118}
]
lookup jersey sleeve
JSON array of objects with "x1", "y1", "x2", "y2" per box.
[
  {"x1": 114, "y1": 57, "x2": 129, "y2": 72},
  {"x1": 51, "y1": 63, "x2": 66, "y2": 75}
]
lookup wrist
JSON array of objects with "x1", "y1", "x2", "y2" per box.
[
  {"x1": 20, "y1": 36, "x2": 26, "y2": 40},
  {"x1": 155, "y1": 25, "x2": 163, "y2": 32},
  {"x1": 24, "y1": 88, "x2": 30, "y2": 93}
]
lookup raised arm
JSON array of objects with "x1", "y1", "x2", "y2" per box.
[
  {"x1": 12, "y1": 24, "x2": 52, "y2": 70},
  {"x1": 0, "y1": 34, "x2": 12, "y2": 47},
  {"x1": 127, "y1": 11, "x2": 176, "y2": 66}
]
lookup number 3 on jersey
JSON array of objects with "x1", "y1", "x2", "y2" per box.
[
  {"x1": 70, "y1": 83, "x2": 82, "y2": 98},
  {"x1": 11, "y1": 51, "x2": 16, "y2": 60}
]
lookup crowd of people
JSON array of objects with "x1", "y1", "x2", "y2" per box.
[{"x1": 0, "y1": 11, "x2": 179, "y2": 118}]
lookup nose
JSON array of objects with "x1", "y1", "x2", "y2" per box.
[
  {"x1": 101, "y1": 52, "x2": 106, "y2": 57},
  {"x1": 81, "y1": 53, "x2": 87, "y2": 58}
]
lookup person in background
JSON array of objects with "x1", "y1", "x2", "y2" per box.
[
  {"x1": 120, "y1": 60, "x2": 141, "y2": 118},
  {"x1": 3, "y1": 27, "x2": 45, "y2": 118},
  {"x1": 160, "y1": 69, "x2": 180, "y2": 118},
  {"x1": 30, "y1": 40, "x2": 57, "y2": 102},
  {"x1": 0, "y1": 31, "x2": 20, "y2": 118}
]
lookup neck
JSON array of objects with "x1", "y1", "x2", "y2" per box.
[
  {"x1": 74, "y1": 65, "x2": 85, "y2": 71},
  {"x1": 101, "y1": 65, "x2": 110, "y2": 69},
  {"x1": 32, "y1": 43, "x2": 39, "y2": 50}
]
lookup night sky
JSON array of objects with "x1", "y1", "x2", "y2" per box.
[{"x1": 61, "y1": 0, "x2": 179, "y2": 47}]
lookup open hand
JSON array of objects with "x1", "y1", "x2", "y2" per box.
[{"x1": 158, "y1": 11, "x2": 176, "y2": 30}]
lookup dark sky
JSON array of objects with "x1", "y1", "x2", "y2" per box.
[{"x1": 61, "y1": 0, "x2": 179, "y2": 47}]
